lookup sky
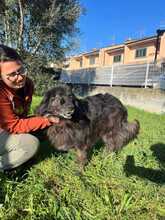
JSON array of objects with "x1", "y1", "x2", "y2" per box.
[{"x1": 74, "y1": 0, "x2": 165, "y2": 54}]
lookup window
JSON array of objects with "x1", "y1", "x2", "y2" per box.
[
  {"x1": 79, "y1": 58, "x2": 83, "y2": 68},
  {"x1": 89, "y1": 56, "x2": 96, "y2": 65},
  {"x1": 113, "y1": 54, "x2": 121, "y2": 63},
  {"x1": 135, "y1": 48, "x2": 147, "y2": 58}
]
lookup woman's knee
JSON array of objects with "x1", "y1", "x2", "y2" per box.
[
  {"x1": 19, "y1": 133, "x2": 40, "y2": 157},
  {"x1": 0, "y1": 133, "x2": 40, "y2": 170}
]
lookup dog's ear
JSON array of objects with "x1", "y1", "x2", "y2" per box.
[
  {"x1": 35, "y1": 91, "x2": 51, "y2": 115},
  {"x1": 68, "y1": 83, "x2": 73, "y2": 90},
  {"x1": 61, "y1": 83, "x2": 73, "y2": 95}
]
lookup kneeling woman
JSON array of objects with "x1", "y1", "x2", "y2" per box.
[{"x1": 0, "y1": 45, "x2": 59, "y2": 171}]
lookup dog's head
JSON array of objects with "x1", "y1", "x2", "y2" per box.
[{"x1": 36, "y1": 85, "x2": 76, "y2": 119}]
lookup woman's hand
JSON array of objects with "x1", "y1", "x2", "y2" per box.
[{"x1": 46, "y1": 116, "x2": 60, "y2": 124}]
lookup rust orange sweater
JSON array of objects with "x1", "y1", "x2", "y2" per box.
[{"x1": 0, "y1": 78, "x2": 51, "y2": 134}]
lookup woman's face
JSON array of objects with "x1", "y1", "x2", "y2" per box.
[{"x1": 0, "y1": 60, "x2": 27, "y2": 90}]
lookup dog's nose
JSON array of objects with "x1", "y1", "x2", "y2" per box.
[
  {"x1": 69, "y1": 107, "x2": 75, "y2": 112},
  {"x1": 67, "y1": 107, "x2": 74, "y2": 113}
]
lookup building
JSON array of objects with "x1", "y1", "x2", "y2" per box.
[{"x1": 65, "y1": 30, "x2": 165, "y2": 70}]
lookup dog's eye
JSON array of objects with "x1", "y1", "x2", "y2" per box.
[
  {"x1": 60, "y1": 98, "x2": 65, "y2": 105},
  {"x1": 50, "y1": 97, "x2": 55, "y2": 102}
]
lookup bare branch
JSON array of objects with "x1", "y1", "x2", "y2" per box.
[
  {"x1": 4, "y1": 10, "x2": 11, "y2": 45},
  {"x1": 18, "y1": 0, "x2": 24, "y2": 50}
]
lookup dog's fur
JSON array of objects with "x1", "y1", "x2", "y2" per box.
[{"x1": 36, "y1": 85, "x2": 140, "y2": 165}]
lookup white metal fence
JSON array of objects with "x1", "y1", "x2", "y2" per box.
[{"x1": 60, "y1": 63, "x2": 164, "y2": 87}]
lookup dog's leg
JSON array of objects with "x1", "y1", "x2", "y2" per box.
[
  {"x1": 55, "y1": 144, "x2": 70, "y2": 152},
  {"x1": 75, "y1": 146, "x2": 89, "y2": 169},
  {"x1": 102, "y1": 131, "x2": 117, "y2": 152}
]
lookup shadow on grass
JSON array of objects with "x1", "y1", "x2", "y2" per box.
[{"x1": 124, "y1": 143, "x2": 165, "y2": 184}]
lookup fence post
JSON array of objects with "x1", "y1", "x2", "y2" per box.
[
  {"x1": 110, "y1": 64, "x2": 114, "y2": 87},
  {"x1": 145, "y1": 63, "x2": 150, "y2": 88}
]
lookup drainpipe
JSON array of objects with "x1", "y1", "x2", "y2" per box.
[{"x1": 154, "y1": 29, "x2": 165, "y2": 64}]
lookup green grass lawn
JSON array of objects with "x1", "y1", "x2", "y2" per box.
[{"x1": 0, "y1": 96, "x2": 165, "y2": 220}]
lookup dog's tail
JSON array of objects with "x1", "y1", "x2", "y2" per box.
[
  {"x1": 114, "y1": 119, "x2": 140, "y2": 150},
  {"x1": 124, "y1": 119, "x2": 140, "y2": 142}
]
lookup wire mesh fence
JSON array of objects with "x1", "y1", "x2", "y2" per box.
[{"x1": 60, "y1": 63, "x2": 164, "y2": 87}]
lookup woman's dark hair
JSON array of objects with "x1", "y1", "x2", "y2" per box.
[{"x1": 0, "y1": 44, "x2": 22, "y2": 62}]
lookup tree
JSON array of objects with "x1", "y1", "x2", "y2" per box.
[{"x1": 0, "y1": 0, "x2": 82, "y2": 94}]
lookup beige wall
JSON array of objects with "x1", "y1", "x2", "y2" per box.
[
  {"x1": 159, "y1": 33, "x2": 165, "y2": 60},
  {"x1": 104, "y1": 50, "x2": 124, "y2": 66},
  {"x1": 69, "y1": 58, "x2": 80, "y2": 69},
  {"x1": 85, "y1": 54, "x2": 99, "y2": 67},
  {"x1": 88, "y1": 86, "x2": 165, "y2": 114},
  {"x1": 124, "y1": 41, "x2": 157, "y2": 64},
  {"x1": 66, "y1": 34, "x2": 165, "y2": 70}
]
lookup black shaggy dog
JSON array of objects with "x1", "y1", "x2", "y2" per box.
[{"x1": 36, "y1": 85, "x2": 140, "y2": 165}]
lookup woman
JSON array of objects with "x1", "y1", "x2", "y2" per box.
[{"x1": 0, "y1": 44, "x2": 59, "y2": 171}]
